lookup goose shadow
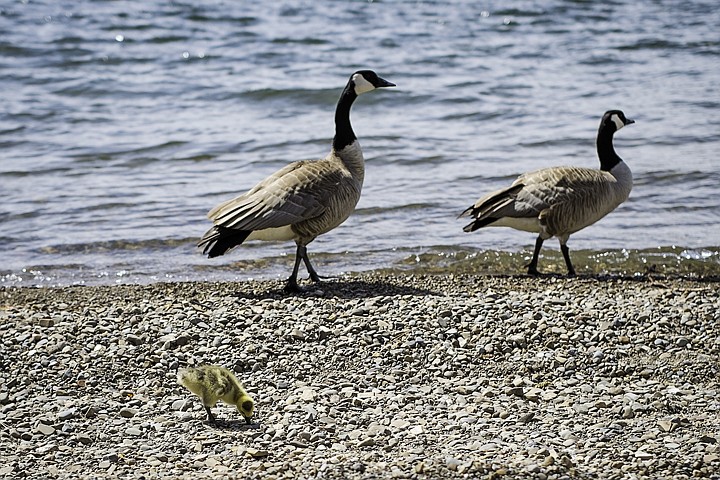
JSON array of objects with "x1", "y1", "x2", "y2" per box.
[{"x1": 230, "y1": 277, "x2": 440, "y2": 299}]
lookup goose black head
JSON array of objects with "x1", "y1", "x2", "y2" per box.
[
  {"x1": 602, "y1": 110, "x2": 635, "y2": 132},
  {"x1": 351, "y1": 70, "x2": 396, "y2": 95}
]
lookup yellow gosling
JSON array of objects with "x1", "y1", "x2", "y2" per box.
[{"x1": 177, "y1": 365, "x2": 254, "y2": 424}]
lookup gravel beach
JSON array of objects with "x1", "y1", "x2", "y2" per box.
[{"x1": 1, "y1": 274, "x2": 719, "y2": 479}]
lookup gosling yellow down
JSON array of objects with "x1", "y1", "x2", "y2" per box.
[{"x1": 177, "y1": 365, "x2": 254, "y2": 424}]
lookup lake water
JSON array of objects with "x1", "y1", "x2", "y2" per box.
[{"x1": 2, "y1": 0, "x2": 719, "y2": 286}]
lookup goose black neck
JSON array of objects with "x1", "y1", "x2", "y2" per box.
[
  {"x1": 332, "y1": 82, "x2": 358, "y2": 151},
  {"x1": 596, "y1": 126, "x2": 623, "y2": 171}
]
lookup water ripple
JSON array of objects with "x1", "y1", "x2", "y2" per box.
[{"x1": 1, "y1": 0, "x2": 718, "y2": 286}]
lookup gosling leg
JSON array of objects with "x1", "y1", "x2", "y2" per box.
[{"x1": 204, "y1": 406, "x2": 216, "y2": 424}]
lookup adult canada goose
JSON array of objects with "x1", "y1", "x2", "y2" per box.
[
  {"x1": 459, "y1": 110, "x2": 635, "y2": 275},
  {"x1": 198, "y1": 70, "x2": 395, "y2": 292}
]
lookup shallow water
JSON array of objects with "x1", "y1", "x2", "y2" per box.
[{"x1": 2, "y1": 0, "x2": 719, "y2": 286}]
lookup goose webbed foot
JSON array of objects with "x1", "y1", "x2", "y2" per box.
[
  {"x1": 309, "y1": 272, "x2": 336, "y2": 283},
  {"x1": 526, "y1": 265, "x2": 541, "y2": 276},
  {"x1": 283, "y1": 276, "x2": 302, "y2": 293}
]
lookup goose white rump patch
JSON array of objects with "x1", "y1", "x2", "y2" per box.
[{"x1": 247, "y1": 225, "x2": 295, "y2": 242}]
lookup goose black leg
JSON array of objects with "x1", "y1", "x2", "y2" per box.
[
  {"x1": 284, "y1": 245, "x2": 305, "y2": 293},
  {"x1": 560, "y1": 243, "x2": 576, "y2": 276},
  {"x1": 296, "y1": 245, "x2": 319, "y2": 283},
  {"x1": 298, "y1": 244, "x2": 337, "y2": 283},
  {"x1": 527, "y1": 236, "x2": 544, "y2": 275}
]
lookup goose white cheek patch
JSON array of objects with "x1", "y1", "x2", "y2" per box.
[
  {"x1": 353, "y1": 74, "x2": 375, "y2": 95},
  {"x1": 611, "y1": 114, "x2": 625, "y2": 130}
]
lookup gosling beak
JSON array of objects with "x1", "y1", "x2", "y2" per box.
[{"x1": 245, "y1": 416, "x2": 253, "y2": 425}]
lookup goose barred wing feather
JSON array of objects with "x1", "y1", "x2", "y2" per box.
[
  {"x1": 508, "y1": 166, "x2": 614, "y2": 213},
  {"x1": 208, "y1": 160, "x2": 346, "y2": 231},
  {"x1": 462, "y1": 166, "x2": 619, "y2": 233},
  {"x1": 530, "y1": 167, "x2": 621, "y2": 236},
  {"x1": 461, "y1": 182, "x2": 526, "y2": 219}
]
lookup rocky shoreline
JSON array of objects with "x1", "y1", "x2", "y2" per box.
[{"x1": 1, "y1": 274, "x2": 719, "y2": 479}]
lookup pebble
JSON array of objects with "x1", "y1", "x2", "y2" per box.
[
  {"x1": 358, "y1": 438, "x2": 375, "y2": 447},
  {"x1": 57, "y1": 409, "x2": 76, "y2": 421},
  {"x1": 119, "y1": 408, "x2": 138, "y2": 418},
  {"x1": 1, "y1": 274, "x2": 718, "y2": 478},
  {"x1": 36, "y1": 424, "x2": 55, "y2": 436},
  {"x1": 246, "y1": 448, "x2": 268, "y2": 458}
]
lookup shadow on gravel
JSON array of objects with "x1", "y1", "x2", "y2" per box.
[
  {"x1": 579, "y1": 273, "x2": 720, "y2": 283},
  {"x1": 208, "y1": 420, "x2": 262, "y2": 431},
  {"x1": 231, "y1": 278, "x2": 441, "y2": 299}
]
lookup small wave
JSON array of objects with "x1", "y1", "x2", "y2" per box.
[
  {"x1": 38, "y1": 238, "x2": 196, "y2": 255},
  {"x1": 271, "y1": 37, "x2": 329, "y2": 45},
  {"x1": 356, "y1": 203, "x2": 437, "y2": 216},
  {"x1": 240, "y1": 88, "x2": 337, "y2": 106},
  {"x1": 68, "y1": 141, "x2": 189, "y2": 165},
  {"x1": 618, "y1": 38, "x2": 684, "y2": 51}
]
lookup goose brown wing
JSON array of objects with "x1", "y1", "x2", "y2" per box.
[
  {"x1": 510, "y1": 167, "x2": 605, "y2": 216},
  {"x1": 532, "y1": 167, "x2": 618, "y2": 234},
  {"x1": 208, "y1": 160, "x2": 346, "y2": 231},
  {"x1": 462, "y1": 166, "x2": 610, "y2": 223}
]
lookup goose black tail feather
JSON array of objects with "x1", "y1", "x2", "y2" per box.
[
  {"x1": 198, "y1": 226, "x2": 252, "y2": 258},
  {"x1": 463, "y1": 216, "x2": 498, "y2": 233}
]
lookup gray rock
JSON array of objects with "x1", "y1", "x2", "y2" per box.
[
  {"x1": 119, "y1": 407, "x2": 138, "y2": 418},
  {"x1": 36, "y1": 423, "x2": 55, "y2": 436},
  {"x1": 358, "y1": 438, "x2": 375, "y2": 447},
  {"x1": 57, "y1": 409, "x2": 76, "y2": 421}
]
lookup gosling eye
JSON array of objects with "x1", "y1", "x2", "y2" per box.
[{"x1": 241, "y1": 400, "x2": 254, "y2": 414}]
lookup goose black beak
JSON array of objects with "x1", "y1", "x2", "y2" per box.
[
  {"x1": 626, "y1": 118, "x2": 635, "y2": 125},
  {"x1": 376, "y1": 77, "x2": 396, "y2": 88}
]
